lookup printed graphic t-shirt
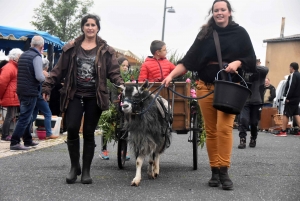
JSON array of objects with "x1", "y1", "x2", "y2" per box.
[{"x1": 75, "y1": 46, "x2": 98, "y2": 97}]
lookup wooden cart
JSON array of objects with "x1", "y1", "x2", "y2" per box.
[{"x1": 115, "y1": 82, "x2": 202, "y2": 170}]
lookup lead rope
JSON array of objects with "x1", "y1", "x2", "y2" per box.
[{"x1": 167, "y1": 86, "x2": 214, "y2": 100}]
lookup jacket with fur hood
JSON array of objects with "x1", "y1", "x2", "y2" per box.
[
  {"x1": 0, "y1": 60, "x2": 20, "y2": 106},
  {"x1": 42, "y1": 35, "x2": 124, "y2": 112}
]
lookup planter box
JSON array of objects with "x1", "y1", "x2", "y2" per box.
[
  {"x1": 35, "y1": 119, "x2": 56, "y2": 128},
  {"x1": 33, "y1": 116, "x2": 62, "y2": 136}
]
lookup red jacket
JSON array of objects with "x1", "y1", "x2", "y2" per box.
[
  {"x1": 0, "y1": 60, "x2": 20, "y2": 106},
  {"x1": 138, "y1": 57, "x2": 175, "y2": 82}
]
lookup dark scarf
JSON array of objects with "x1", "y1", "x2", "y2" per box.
[{"x1": 179, "y1": 22, "x2": 256, "y2": 83}]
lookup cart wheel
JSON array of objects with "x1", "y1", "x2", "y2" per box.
[
  {"x1": 192, "y1": 113, "x2": 199, "y2": 170},
  {"x1": 117, "y1": 138, "x2": 127, "y2": 169}
]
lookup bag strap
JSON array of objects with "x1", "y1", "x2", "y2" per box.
[
  {"x1": 154, "y1": 59, "x2": 164, "y2": 82},
  {"x1": 213, "y1": 30, "x2": 223, "y2": 71},
  {"x1": 213, "y1": 30, "x2": 226, "y2": 80}
]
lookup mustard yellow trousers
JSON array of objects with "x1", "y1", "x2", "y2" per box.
[{"x1": 196, "y1": 80, "x2": 235, "y2": 167}]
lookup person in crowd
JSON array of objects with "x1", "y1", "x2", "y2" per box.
[
  {"x1": 0, "y1": 52, "x2": 8, "y2": 69},
  {"x1": 47, "y1": 56, "x2": 65, "y2": 134},
  {"x1": 275, "y1": 62, "x2": 300, "y2": 137},
  {"x1": 238, "y1": 59, "x2": 268, "y2": 149},
  {"x1": 10, "y1": 36, "x2": 45, "y2": 151},
  {"x1": 263, "y1": 77, "x2": 276, "y2": 107},
  {"x1": 48, "y1": 82, "x2": 63, "y2": 116},
  {"x1": 0, "y1": 49, "x2": 8, "y2": 62},
  {"x1": 32, "y1": 58, "x2": 58, "y2": 140},
  {"x1": 138, "y1": 40, "x2": 175, "y2": 82},
  {"x1": 42, "y1": 14, "x2": 124, "y2": 184},
  {"x1": 42, "y1": 58, "x2": 50, "y2": 78},
  {"x1": 118, "y1": 57, "x2": 131, "y2": 73},
  {"x1": 162, "y1": 0, "x2": 256, "y2": 190},
  {"x1": 0, "y1": 48, "x2": 23, "y2": 142},
  {"x1": 99, "y1": 56, "x2": 130, "y2": 161}
]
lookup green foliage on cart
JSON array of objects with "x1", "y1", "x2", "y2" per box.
[
  {"x1": 98, "y1": 103, "x2": 118, "y2": 145},
  {"x1": 98, "y1": 65, "x2": 141, "y2": 144}
]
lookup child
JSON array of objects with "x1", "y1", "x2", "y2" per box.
[
  {"x1": 99, "y1": 57, "x2": 131, "y2": 161},
  {"x1": 118, "y1": 57, "x2": 130, "y2": 73},
  {"x1": 138, "y1": 40, "x2": 175, "y2": 82}
]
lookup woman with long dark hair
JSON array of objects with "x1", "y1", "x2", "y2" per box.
[
  {"x1": 42, "y1": 14, "x2": 124, "y2": 184},
  {"x1": 162, "y1": 0, "x2": 256, "y2": 190}
]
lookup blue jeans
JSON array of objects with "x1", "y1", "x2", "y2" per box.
[
  {"x1": 32, "y1": 97, "x2": 53, "y2": 137},
  {"x1": 263, "y1": 103, "x2": 273, "y2": 108},
  {"x1": 10, "y1": 96, "x2": 37, "y2": 146}
]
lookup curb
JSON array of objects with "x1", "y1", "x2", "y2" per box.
[{"x1": 0, "y1": 130, "x2": 102, "y2": 158}]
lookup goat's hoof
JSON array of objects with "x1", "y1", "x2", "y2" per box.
[
  {"x1": 154, "y1": 173, "x2": 159, "y2": 178},
  {"x1": 131, "y1": 179, "x2": 140, "y2": 186},
  {"x1": 148, "y1": 174, "x2": 154, "y2": 179},
  {"x1": 131, "y1": 182, "x2": 139, "y2": 186},
  {"x1": 148, "y1": 172, "x2": 156, "y2": 179},
  {"x1": 131, "y1": 182, "x2": 138, "y2": 186}
]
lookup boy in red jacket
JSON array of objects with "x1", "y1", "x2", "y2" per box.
[{"x1": 138, "y1": 40, "x2": 175, "y2": 82}]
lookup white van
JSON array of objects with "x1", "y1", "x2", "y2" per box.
[{"x1": 273, "y1": 75, "x2": 289, "y2": 114}]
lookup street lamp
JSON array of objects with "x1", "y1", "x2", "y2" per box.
[{"x1": 162, "y1": 0, "x2": 175, "y2": 41}]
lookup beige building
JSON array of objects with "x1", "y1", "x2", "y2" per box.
[
  {"x1": 113, "y1": 47, "x2": 142, "y2": 67},
  {"x1": 263, "y1": 34, "x2": 300, "y2": 88}
]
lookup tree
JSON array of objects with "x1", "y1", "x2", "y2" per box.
[{"x1": 31, "y1": 0, "x2": 94, "y2": 42}]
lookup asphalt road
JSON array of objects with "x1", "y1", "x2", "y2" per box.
[{"x1": 0, "y1": 129, "x2": 299, "y2": 201}]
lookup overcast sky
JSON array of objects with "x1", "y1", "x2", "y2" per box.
[{"x1": 0, "y1": 0, "x2": 299, "y2": 64}]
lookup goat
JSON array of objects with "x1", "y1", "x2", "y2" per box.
[{"x1": 117, "y1": 80, "x2": 172, "y2": 186}]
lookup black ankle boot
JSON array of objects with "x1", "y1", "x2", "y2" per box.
[
  {"x1": 66, "y1": 138, "x2": 81, "y2": 184},
  {"x1": 249, "y1": 137, "x2": 256, "y2": 148},
  {"x1": 208, "y1": 167, "x2": 220, "y2": 187},
  {"x1": 219, "y1": 167, "x2": 233, "y2": 190},
  {"x1": 238, "y1": 138, "x2": 246, "y2": 149},
  {"x1": 81, "y1": 141, "x2": 95, "y2": 184}
]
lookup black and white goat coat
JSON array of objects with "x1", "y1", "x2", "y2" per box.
[{"x1": 117, "y1": 81, "x2": 172, "y2": 186}]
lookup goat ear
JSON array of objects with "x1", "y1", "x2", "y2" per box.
[
  {"x1": 139, "y1": 79, "x2": 149, "y2": 92},
  {"x1": 114, "y1": 84, "x2": 125, "y2": 93}
]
